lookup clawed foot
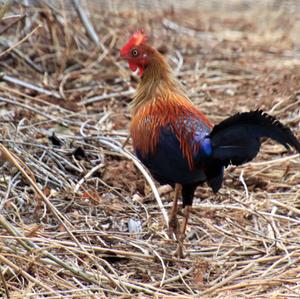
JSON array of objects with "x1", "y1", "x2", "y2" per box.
[
  {"x1": 170, "y1": 205, "x2": 191, "y2": 259},
  {"x1": 169, "y1": 214, "x2": 186, "y2": 258},
  {"x1": 168, "y1": 214, "x2": 180, "y2": 239},
  {"x1": 174, "y1": 235, "x2": 186, "y2": 259},
  {"x1": 169, "y1": 211, "x2": 185, "y2": 258}
]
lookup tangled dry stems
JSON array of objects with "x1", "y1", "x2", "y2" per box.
[{"x1": 0, "y1": 1, "x2": 299, "y2": 298}]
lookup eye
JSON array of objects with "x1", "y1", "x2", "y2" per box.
[{"x1": 131, "y1": 48, "x2": 139, "y2": 57}]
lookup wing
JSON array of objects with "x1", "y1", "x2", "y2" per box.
[{"x1": 136, "y1": 116, "x2": 211, "y2": 185}]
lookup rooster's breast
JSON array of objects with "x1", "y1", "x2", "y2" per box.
[{"x1": 134, "y1": 123, "x2": 209, "y2": 186}]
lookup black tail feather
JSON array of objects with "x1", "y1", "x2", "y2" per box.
[{"x1": 210, "y1": 110, "x2": 300, "y2": 167}]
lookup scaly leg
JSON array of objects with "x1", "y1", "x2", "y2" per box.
[
  {"x1": 168, "y1": 184, "x2": 182, "y2": 239},
  {"x1": 175, "y1": 205, "x2": 191, "y2": 258}
]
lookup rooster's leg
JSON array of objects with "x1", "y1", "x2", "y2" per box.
[
  {"x1": 175, "y1": 205, "x2": 191, "y2": 258},
  {"x1": 181, "y1": 205, "x2": 191, "y2": 236},
  {"x1": 168, "y1": 183, "x2": 182, "y2": 239}
]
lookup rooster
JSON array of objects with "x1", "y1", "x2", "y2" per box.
[{"x1": 120, "y1": 30, "x2": 300, "y2": 257}]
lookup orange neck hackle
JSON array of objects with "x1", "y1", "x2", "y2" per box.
[
  {"x1": 130, "y1": 46, "x2": 191, "y2": 113},
  {"x1": 129, "y1": 37, "x2": 212, "y2": 169}
]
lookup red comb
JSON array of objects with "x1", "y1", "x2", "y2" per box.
[
  {"x1": 129, "y1": 29, "x2": 147, "y2": 46},
  {"x1": 120, "y1": 30, "x2": 147, "y2": 56}
]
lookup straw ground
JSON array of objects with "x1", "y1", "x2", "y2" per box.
[{"x1": 0, "y1": 1, "x2": 299, "y2": 298}]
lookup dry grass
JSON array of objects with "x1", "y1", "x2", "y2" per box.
[{"x1": 0, "y1": 1, "x2": 299, "y2": 298}]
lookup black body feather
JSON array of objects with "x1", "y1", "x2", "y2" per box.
[{"x1": 137, "y1": 110, "x2": 300, "y2": 207}]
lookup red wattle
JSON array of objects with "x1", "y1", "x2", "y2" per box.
[
  {"x1": 139, "y1": 67, "x2": 144, "y2": 77},
  {"x1": 129, "y1": 62, "x2": 138, "y2": 72}
]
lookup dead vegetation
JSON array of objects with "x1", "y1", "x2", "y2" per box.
[{"x1": 0, "y1": 1, "x2": 299, "y2": 298}]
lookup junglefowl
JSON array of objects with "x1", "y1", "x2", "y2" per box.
[{"x1": 120, "y1": 30, "x2": 300, "y2": 257}]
